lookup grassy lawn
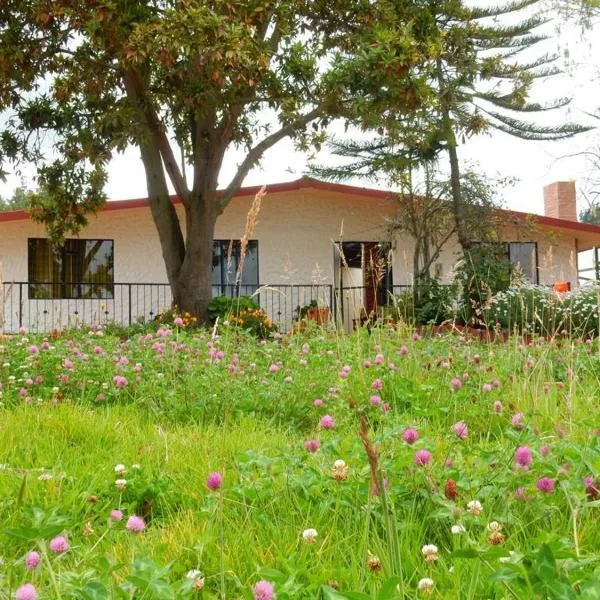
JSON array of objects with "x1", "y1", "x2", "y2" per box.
[{"x1": 0, "y1": 323, "x2": 599, "y2": 599}]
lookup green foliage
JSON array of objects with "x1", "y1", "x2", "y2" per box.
[
  {"x1": 580, "y1": 203, "x2": 600, "y2": 224},
  {"x1": 484, "y1": 283, "x2": 600, "y2": 337},
  {"x1": 391, "y1": 282, "x2": 460, "y2": 326},
  {"x1": 455, "y1": 244, "x2": 512, "y2": 325},
  {"x1": 207, "y1": 295, "x2": 260, "y2": 323},
  {"x1": 0, "y1": 327, "x2": 600, "y2": 597},
  {"x1": 208, "y1": 294, "x2": 275, "y2": 337},
  {"x1": 0, "y1": 185, "x2": 32, "y2": 212}
]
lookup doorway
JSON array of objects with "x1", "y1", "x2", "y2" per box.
[{"x1": 333, "y1": 241, "x2": 393, "y2": 330}]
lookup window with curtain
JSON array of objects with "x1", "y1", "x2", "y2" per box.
[
  {"x1": 28, "y1": 238, "x2": 114, "y2": 299},
  {"x1": 212, "y1": 240, "x2": 258, "y2": 296}
]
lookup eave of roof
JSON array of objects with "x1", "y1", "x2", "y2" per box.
[{"x1": 1, "y1": 176, "x2": 600, "y2": 238}]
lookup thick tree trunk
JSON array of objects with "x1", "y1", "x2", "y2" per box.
[
  {"x1": 447, "y1": 141, "x2": 471, "y2": 251},
  {"x1": 171, "y1": 196, "x2": 217, "y2": 323}
]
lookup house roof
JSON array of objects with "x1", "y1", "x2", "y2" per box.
[{"x1": 2, "y1": 175, "x2": 600, "y2": 240}]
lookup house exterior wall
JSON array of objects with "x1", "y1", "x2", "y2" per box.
[{"x1": 0, "y1": 185, "x2": 584, "y2": 331}]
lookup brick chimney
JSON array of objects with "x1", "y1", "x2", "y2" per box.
[{"x1": 543, "y1": 181, "x2": 577, "y2": 222}]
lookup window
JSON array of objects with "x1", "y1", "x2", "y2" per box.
[
  {"x1": 508, "y1": 242, "x2": 538, "y2": 284},
  {"x1": 469, "y1": 241, "x2": 538, "y2": 285},
  {"x1": 28, "y1": 238, "x2": 114, "y2": 299},
  {"x1": 212, "y1": 240, "x2": 258, "y2": 296}
]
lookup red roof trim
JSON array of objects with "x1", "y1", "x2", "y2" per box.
[{"x1": 1, "y1": 176, "x2": 599, "y2": 236}]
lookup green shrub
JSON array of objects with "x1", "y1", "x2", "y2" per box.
[
  {"x1": 484, "y1": 283, "x2": 600, "y2": 338},
  {"x1": 208, "y1": 294, "x2": 276, "y2": 337},
  {"x1": 390, "y1": 282, "x2": 462, "y2": 326},
  {"x1": 208, "y1": 295, "x2": 260, "y2": 322}
]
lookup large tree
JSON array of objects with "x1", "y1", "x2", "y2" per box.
[
  {"x1": 0, "y1": 0, "x2": 435, "y2": 320},
  {"x1": 316, "y1": 0, "x2": 588, "y2": 253}
]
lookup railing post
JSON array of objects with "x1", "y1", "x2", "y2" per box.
[
  {"x1": 128, "y1": 284, "x2": 132, "y2": 325},
  {"x1": 595, "y1": 247, "x2": 600, "y2": 282},
  {"x1": 18, "y1": 283, "x2": 23, "y2": 329}
]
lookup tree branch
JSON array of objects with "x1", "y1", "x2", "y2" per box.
[
  {"x1": 218, "y1": 106, "x2": 323, "y2": 211},
  {"x1": 122, "y1": 67, "x2": 191, "y2": 206}
]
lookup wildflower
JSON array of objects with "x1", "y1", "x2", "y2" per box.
[
  {"x1": 482, "y1": 383, "x2": 493, "y2": 393},
  {"x1": 206, "y1": 471, "x2": 223, "y2": 491},
  {"x1": 585, "y1": 476, "x2": 599, "y2": 500},
  {"x1": 370, "y1": 394, "x2": 382, "y2": 407},
  {"x1": 83, "y1": 522, "x2": 94, "y2": 536},
  {"x1": 253, "y1": 580, "x2": 275, "y2": 600},
  {"x1": 421, "y1": 544, "x2": 439, "y2": 562},
  {"x1": 187, "y1": 570, "x2": 205, "y2": 590},
  {"x1": 313, "y1": 398, "x2": 323, "y2": 407},
  {"x1": 113, "y1": 375, "x2": 128, "y2": 388},
  {"x1": 511, "y1": 412, "x2": 525, "y2": 430},
  {"x1": 403, "y1": 428, "x2": 419, "y2": 445},
  {"x1": 114, "y1": 464, "x2": 127, "y2": 476},
  {"x1": 414, "y1": 449, "x2": 432, "y2": 466},
  {"x1": 398, "y1": 345, "x2": 408, "y2": 356},
  {"x1": 319, "y1": 414, "x2": 335, "y2": 429},
  {"x1": 28, "y1": 345, "x2": 39, "y2": 354},
  {"x1": 514, "y1": 487, "x2": 526, "y2": 500},
  {"x1": 110, "y1": 509, "x2": 123, "y2": 521},
  {"x1": 452, "y1": 421, "x2": 468, "y2": 439},
  {"x1": 450, "y1": 377, "x2": 462, "y2": 390},
  {"x1": 49, "y1": 535, "x2": 69, "y2": 554},
  {"x1": 444, "y1": 479, "x2": 459, "y2": 500},
  {"x1": 115, "y1": 478, "x2": 127, "y2": 491},
  {"x1": 514, "y1": 446, "x2": 533, "y2": 469},
  {"x1": 372, "y1": 378, "x2": 383, "y2": 390},
  {"x1": 304, "y1": 439, "x2": 320, "y2": 453},
  {"x1": 302, "y1": 528, "x2": 318, "y2": 543},
  {"x1": 367, "y1": 553, "x2": 382, "y2": 571},
  {"x1": 15, "y1": 584, "x2": 37, "y2": 600},
  {"x1": 540, "y1": 445, "x2": 550, "y2": 457},
  {"x1": 268, "y1": 364, "x2": 279, "y2": 373},
  {"x1": 332, "y1": 459, "x2": 349, "y2": 481},
  {"x1": 25, "y1": 551, "x2": 40, "y2": 570},
  {"x1": 487, "y1": 524, "x2": 505, "y2": 545},
  {"x1": 417, "y1": 578, "x2": 434, "y2": 594},
  {"x1": 174, "y1": 317, "x2": 184, "y2": 327},
  {"x1": 492, "y1": 401, "x2": 502, "y2": 413},
  {"x1": 536, "y1": 477, "x2": 555, "y2": 494},
  {"x1": 466, "y1": 500, "x2": 482, "y2": 516},
  {"x1": 451, "y1": 524, "x2": 465, "y2": 535},
  {"x1": 126, "y1": 515, "x2": 145, "y2": 533}
]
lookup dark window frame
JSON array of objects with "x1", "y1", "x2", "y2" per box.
[
  {"x1": 467, "y1": 240, "x2": 539, "y2": 285},
  {"x1": 508, "y1": 241, "x2": 539, "y2": 285},
  {"x1": 28, "y1": 238, "x2": 115, "y2": 300}
]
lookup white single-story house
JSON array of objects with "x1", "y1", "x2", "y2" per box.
[{"x1": 1, "y1": 177, "x2": 599, "y2": 332}]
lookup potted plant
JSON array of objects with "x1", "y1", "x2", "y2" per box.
[{"x1": 299, "y1": 300, "x2": 330, "y2": 324}]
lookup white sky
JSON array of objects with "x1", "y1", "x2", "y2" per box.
[{"x1": 1, "y1": 6, "x2": 599, "y2": 218}]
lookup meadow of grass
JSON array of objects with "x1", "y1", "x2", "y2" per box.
[{"x1": 0, "y1": 322, "x2": 598, "y2": 599}]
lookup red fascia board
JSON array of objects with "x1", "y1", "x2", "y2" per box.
[{"x1": 2, "y1": 177, "x2": 600, "y2": 237}]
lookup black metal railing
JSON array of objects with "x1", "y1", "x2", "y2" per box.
[{"x1": 0, "y1": 282, "x2": 336, "y2": 333}]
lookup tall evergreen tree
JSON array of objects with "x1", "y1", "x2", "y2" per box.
[{"x1": 315, "y1": 0, "x2": 588, "y2": 251}]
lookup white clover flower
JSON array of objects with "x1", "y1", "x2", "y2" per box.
[
  {"x1": 114, "y1": 464, "x2": 127, "y2": 476},
  {"x1": 334, "y1": 460, "x2": 346, "y2": 469},
  {"x1": 115, "y1": 478, "x2": 127, "y2": 491},
  {"x1": 417, "y1": 577, "x2": 435, "y2": 594},
  {"x1": 421, "y1": 544, "x2": 439, "y2": 562},
  {"x1": 451, "y1": 524, "x2": 465, "y2": 535},
  {"x1": 302, "y1": 528, "x2": 318, "y2": 543},
  {"x1": 467, "y1": 500, "x2": 482, "y2": 516},
  {"x1": 487, "y1": 521, "x2": 503, "y2": 532},
  {"x1": 132, "y1": 463, "x2": 141, "y2": 470}
]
